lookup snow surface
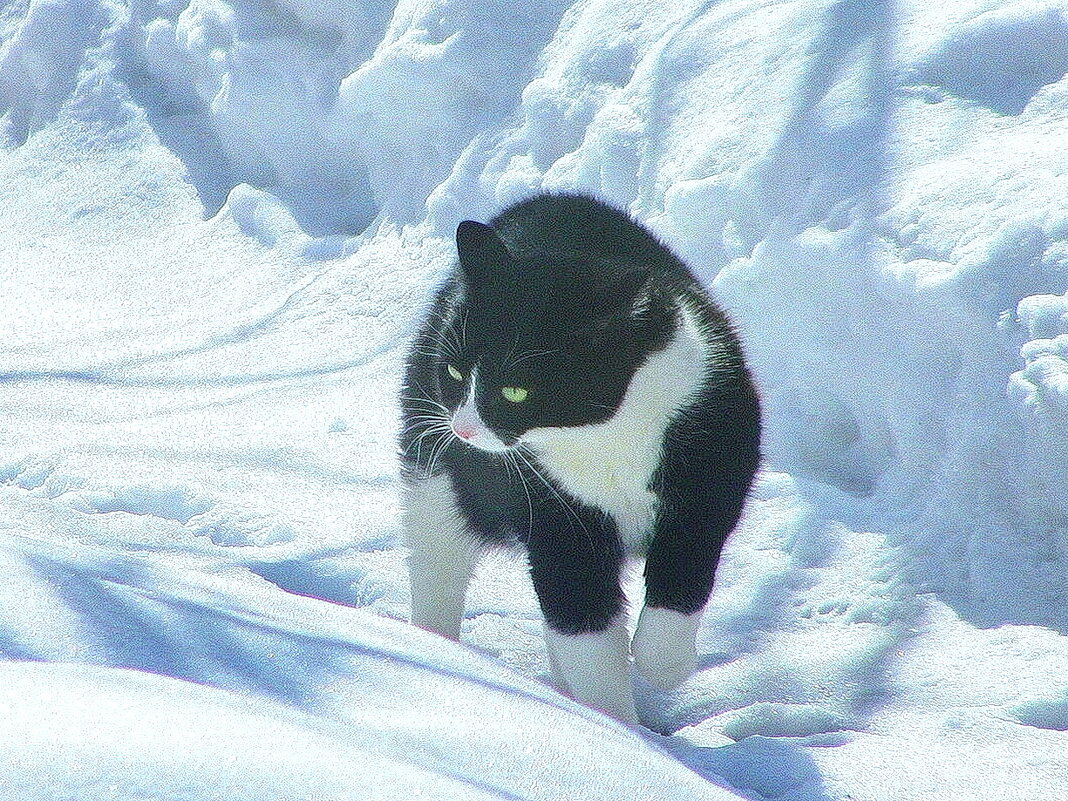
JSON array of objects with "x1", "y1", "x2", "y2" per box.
[{"x1": 3, "y1": 0, "x2": 1068, "y2": 798}]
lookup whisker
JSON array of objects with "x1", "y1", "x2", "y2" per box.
[
  {"x1": 403, "y1": 409, "x2": 450, "y2": 422},
  {"x1": 514, "y1": 446, "x2": 593, "y2": 545},
  {"x1": 421, "y1": 319, "x2": 462, "y2": 362},
  {"x1": 506, "y1": 348, "x2": 560, "y2": 371},
  {"x1": 499, "y1": 332, "x2": 529, "y2": 375},
  {"x1": 413, "y1": 330, "x2": 453, "y2": 356},
  {"x1": 402, "y1": 418, "x2": 449, "y2": 435},
  {"x1": 410, "y1": 430, "x2": 442, "y2": 474},
  {"x1": 401, "y1": 392, "x2": 449, "y2": 405},
  {"x1": 401, "y1": 396, "x2": 452, "y2": 415},
  {"x1": 425, "y1": 429, "x2": 456, "y2": 477},
  {"x1": 402, "y1": 406, "x2": 449, "y2": 420},
  {"x1": 404, "y1": 378, "x2": 448, "y2": 407},
  {"x1": 401, "y1": 407, "x2": 449, "y2": 422},
  {"x1": 510, "y1": 451, "x2": 536, "y2": 541},
  {"x1": 405, "y1": 423, "x2": 450, "y2": 463},
  {"x1": 403, "y1": 404, "x2": 450, "y2": 416}
]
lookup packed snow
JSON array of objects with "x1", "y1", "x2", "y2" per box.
[{"x1": 3, "y1": 0, "x2": 1068, "y2": 798}]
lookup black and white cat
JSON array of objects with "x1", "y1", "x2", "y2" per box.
[{"x1": 400, "y1": 193, "x2": 761, "y2": 724}]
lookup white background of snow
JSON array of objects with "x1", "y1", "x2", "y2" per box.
[{"x1": 2, "y1": 0, "x2": 1068, "y2": 799}]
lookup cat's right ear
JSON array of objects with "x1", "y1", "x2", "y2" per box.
[{"x1": 456, "y1": 221, "x2": 512, "y2": 285}]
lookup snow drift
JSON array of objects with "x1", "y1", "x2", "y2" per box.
[{"x1": 2, "y1": 0, "x2": 1068, "y2": 799}]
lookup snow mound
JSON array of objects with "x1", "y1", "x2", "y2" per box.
[{"x1": 4, "y1": 0, "x2": 1068, "y2": 799}]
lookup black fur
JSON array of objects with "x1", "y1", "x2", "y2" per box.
[{"x1": 401, "y1": 193, "x2": 761, "y2": 636}]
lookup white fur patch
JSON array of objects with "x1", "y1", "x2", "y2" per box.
[
  {"x1": 544, "y1": 619, "x2": 637, "y2": 724},
  {"x1": 451, "y1": 367, "x2": 510, "y2": 453},
  {"x1": 403, "y1": 474, "x2": 480, "y2": 640},
  {"x1": 631, "y1": 606, "x2": 701, "y2": 690},
  {"x1": 519, "y1": 303, "x2": 710, "y2": 550}
]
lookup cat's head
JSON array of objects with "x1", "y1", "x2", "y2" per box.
[{"x1": 427, "y1": 219, "x2": 673, "y2": 454}]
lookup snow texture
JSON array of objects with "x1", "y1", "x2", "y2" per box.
[{"x1": 2, "y1": 0, "x2": 1068, "y2": 799}]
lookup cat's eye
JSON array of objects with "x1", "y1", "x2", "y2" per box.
[
  {"x1": 447, "y1": 364, "x2": 464, "y2": 381},
  {"x1": 501, "y1": 386, "x2": 528, "y2": 403}
]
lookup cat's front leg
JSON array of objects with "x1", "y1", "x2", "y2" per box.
[
  {"x1": 631, "y1": 606, "x2": 702, "y2": 690},
  {"x1": 525, "y1": 523, "x2": 636, "y2": 724},
  {"x1": 403, "y1": 473, "x2": 479, "y2": 640},
  {"x1": 543, "y1": 618, "x2": 635, "y2": 724},
  {"x1": 633, "y1": 513, "x2": 725, "y2": 689},
  {"x1": 635, "y1": 402, "x2": 758, "y2": 688}
]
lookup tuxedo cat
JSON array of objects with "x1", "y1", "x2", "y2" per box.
[{"x1": 400, "y1": 193, "x2": 761, "y2": 724}]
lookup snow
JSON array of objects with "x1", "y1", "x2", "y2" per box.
[{"x1": 3, "y1": 0, "x2": 1068, "y2": 798}]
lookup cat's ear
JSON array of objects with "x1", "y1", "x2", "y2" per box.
[{"x1": 456, "y1": 221, "x2": 512, "y2": 285}]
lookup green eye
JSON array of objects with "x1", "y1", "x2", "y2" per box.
[
  {"x1": 501, "y1": 386, "x2": 528, "y2": 403},
  {"x1": 447, "y1": 364, "x2": 464, "y2": 381}
]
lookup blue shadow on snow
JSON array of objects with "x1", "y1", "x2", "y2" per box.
[
  {"x1": 24, "y1": 550, "x2": 348, "y2": 709},
  {"x1": 665, "y1": 735, "x2": 838, "y2": 801}
]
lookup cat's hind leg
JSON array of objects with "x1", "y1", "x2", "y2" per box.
[{"x1": 403, "y1": 473, "x2": 479, "y2": 640}]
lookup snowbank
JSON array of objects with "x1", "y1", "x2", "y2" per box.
[{"x1": 3, "y1": 0, "x2": 1068, "y2": 799}]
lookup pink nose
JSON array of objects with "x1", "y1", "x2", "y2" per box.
[{"x1": 453, "y1": 424, "x2": 477, "y2": 440}]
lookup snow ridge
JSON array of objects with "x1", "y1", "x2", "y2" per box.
[{"x1": 3, "y1": 1, "x2": 1068, "y2": 799}]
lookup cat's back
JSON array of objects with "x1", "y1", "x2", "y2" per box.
[
  {"x1": 488, "y1": 193, "x2": 677, "y2": 272},
  {"x1": 481, "y1": 192, "x2": 746, "y2": 370}
]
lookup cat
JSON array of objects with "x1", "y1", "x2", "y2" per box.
[{"x1": 399, "y1": 192, "x2": 761, "y2": 724}]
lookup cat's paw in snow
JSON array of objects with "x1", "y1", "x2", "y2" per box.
[{"x1": 631, "y1": 606, "x2": 701, "y2": 690}]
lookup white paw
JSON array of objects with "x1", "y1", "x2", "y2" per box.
[
  {"x1": 403, "y1": 475, "x2": 479, "y2": 641},
  {"x1": 544, "y1": 620, "x2": 637, "y2": 724},
  {"x1": 631, "y1": 606, "x2": 700, "y2": 690}
]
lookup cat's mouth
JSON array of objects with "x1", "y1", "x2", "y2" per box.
[{"x1": 450, "y1": 415, "x2": 515, "y2": 453}]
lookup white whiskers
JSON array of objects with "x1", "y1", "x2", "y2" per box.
[
  {"x1": 513, "y1": 444, "x2": 594, "y2": 546},
  {"x1": 402, "y1": 393, "x2": 591, "y2": 546},
  {"x1": 401, "y1": 394, "x2": 456, "y2": 477}
]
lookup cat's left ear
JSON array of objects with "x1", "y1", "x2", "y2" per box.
[{"x1": 456, "y1": 221, "x2": 512, "y2": 285}]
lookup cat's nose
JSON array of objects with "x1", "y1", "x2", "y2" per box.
[
  {"x1": 453, "y1": 423, "x2": 477, "y2": 440},
  {"x1": 451, "y1": 405, "x2": 482, "y2": 441}
]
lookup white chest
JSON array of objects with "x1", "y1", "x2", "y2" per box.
[
  {"x1": 520, "y1": 305, "x2": 709, "y2": 551},
  {"x1": 527, "y1": 419, "x2": 664, "y2": 550}
]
